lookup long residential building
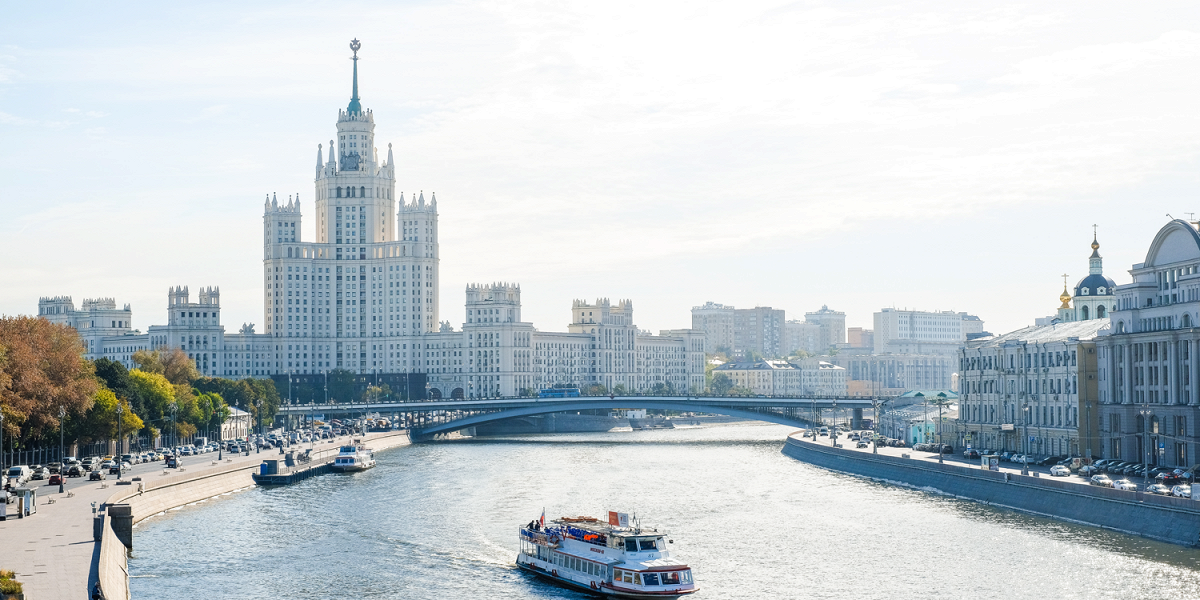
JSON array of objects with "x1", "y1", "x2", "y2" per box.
[{"x1": 712, "y1": 359, "x2": 847, "y2": 396}]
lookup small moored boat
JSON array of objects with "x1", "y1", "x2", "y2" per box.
[
  {"x1": 517, "y1": 512, "x2": 698, "y2": 598},
  {"x1": 330, "y1": 440, "x2": 375, "y2": 472}
]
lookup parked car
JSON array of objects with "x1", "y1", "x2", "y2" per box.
[
  {"x1": 1148, "y1": 483, "x2": 1174, "y2": 496},
  {"x1": 1112, "y1": 479, "x2": 1138, "y2": 491},
  {"x1": 48, "y1": 473, "x2": 63, "y2": 486},
  {"x1": 964, "y1": 449, "x2": 981, "y2": 459},
  {"x1": 1172, "y1": 484, "x2": 1193, "y2": 498},
  {"x1": 1038, "y1": 456, "x2": 1063, "y2": 466},
  {"x1": 1049, "y1": 465, "x2": 1072, "y2": 477},
  {"x1": 89, "y1": 469, "x2": 106, "y2": 481},
  {"x1": 1090, "y1": 474, "x2": 1114, "y2": 487}
]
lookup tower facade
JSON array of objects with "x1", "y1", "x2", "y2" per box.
[
  {"x1": 262, "y1": 39, "x2": 439, "y2": 375},
  {"x1": 1073, "y1": 232, "x2": 1116, "y2": 321}
]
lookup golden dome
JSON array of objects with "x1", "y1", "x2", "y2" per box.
[{"x1": 1059, "y1": 285, "x2": 1072, "y2": 309}]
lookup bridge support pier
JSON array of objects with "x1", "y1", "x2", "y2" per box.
[{"x1": 851, "y1": 408, "x2": 863, "y2": 430}]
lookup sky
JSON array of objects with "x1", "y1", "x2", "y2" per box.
[{"x1": 4, "y1": 2, "x2": 1200, "y2": 338}]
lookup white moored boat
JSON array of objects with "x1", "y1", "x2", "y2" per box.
[
  {"x1": 517, "y1": 512, "x2": 698, "y2": 598},
  {"x1": 330, "y1": 440, "x2": 375, "y2": 472}
]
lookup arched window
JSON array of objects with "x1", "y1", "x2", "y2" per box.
[
  {"x1": 337, "y1": 187, "x2": 342, "y2": 198},
  {"x1": 360, "y1": 186, "x2": 366, "y2": 197},
  {"x1": 1098, "y1": 305, "x2": 1107, "y2": 318},
  {"x1": 1185, "y1": 313, "x2": 1193, "y2": 328},
  {"x1": 1117, "y1": 321, "x2": 1125, "y2": 333},
  {"x1": 287, "y1": 248, "x2": 293, "y2": 257},
  {"x1": 1081, "y1": 306, "x2": 1089, "y2": 320}
]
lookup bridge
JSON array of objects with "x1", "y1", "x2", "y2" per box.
[{"x1": 275, "y1": 395, "x2": 878, "y2": 439}]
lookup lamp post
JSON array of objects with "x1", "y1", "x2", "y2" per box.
[
  {"x1": 58, "y1": 406, "x2": 66, "y2": 493},
  {"x1": 1, "y1": 412, "x2": 4, "y2": 477},
  {"x1": 116, "y1": 404, "x2": 124, "y2": 482},
  {"x1": 1021, "y1": 403, "x2": 1030, "y2": 476},
  {"x1": 871, "y1": 397, "x2": 880, "y2": 454},
  {"x1": 830, "y1": 400, "x2": 838, "y2": 447},
  {"x1": 255, "y1": 397, "x2": 261, "y2": 455},
  {"x1": 935, "y1": 392, "x2": 947, "y2": 464},
  {"x1": 1139, "y1": 407, "x2": 1153, "y2": 491}
]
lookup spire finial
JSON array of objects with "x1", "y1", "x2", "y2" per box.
[
  {"x1": 348, "y1": 39, "x2": 362, "y2": 114},
  {"x1": 1060, "y1": 274, "x2": 1071, "y2": 309}
]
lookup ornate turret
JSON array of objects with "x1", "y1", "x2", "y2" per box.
[{"x1": 1073, "y1": 225, "x2": 1116, "y2": 321}]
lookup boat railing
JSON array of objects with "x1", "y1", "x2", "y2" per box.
[
  {"x1": 546, "y1": 525, "x2": 607, "y2": 547},
  {"x1": 519, "y1": 527, "x2": 560, "y2": 547}
]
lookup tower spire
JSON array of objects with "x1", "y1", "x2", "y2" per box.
[{"x1": 348, "y1": 39, "x2": 362, "y2": 114}]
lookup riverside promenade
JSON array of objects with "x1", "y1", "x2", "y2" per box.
[{"x1": 0, "y1": 430, "x2": 410, "y2": 599}]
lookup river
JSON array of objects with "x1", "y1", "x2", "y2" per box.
[{"x1": 129, "y1": 424, "x2": 1200, "y2": 599}]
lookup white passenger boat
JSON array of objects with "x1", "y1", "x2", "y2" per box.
[
  {"x1": 517, "y1": 512, "x2": 698, "y2": 598},
  {"x1": 330, "y1": 440, "x2": 375, "y2": 472}
]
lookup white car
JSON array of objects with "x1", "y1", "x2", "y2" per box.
[
  {"x1": 1172, "y1": 484, "x2": 1192, "y2": 498},
  {"x1": 1049, "y1": 465, "x2": 1072, "y2": 477},
  {"x1": 1112, "y1": 479, "x2": 1138, "y2": 491},
  {"x1": 1090, "y1": 474, "x2": 1113, "y2": 487}
]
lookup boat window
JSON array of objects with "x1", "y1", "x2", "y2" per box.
[
  {"x1": 643, "y1": 572, "x2": 660, "y2": 586},
  {"x1": 661, "y1": 571, "x2": 681, "y2": 585},
  {"x1": 625, "y1": 539, "x2": 638, "y2": 552},
  {"x1": 682, "y1": 570, "x2": 692, "y2": 584},
  {"x1": 639, "y1": 539, "x2": 657, "y2": 551}
]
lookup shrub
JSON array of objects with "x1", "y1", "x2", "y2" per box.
[{"x1": 0, "y1": 577, "x2": 22, "y2": 594}]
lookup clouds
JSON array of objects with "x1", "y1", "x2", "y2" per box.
[{"x1": 2, "y1": 2, "x2": 1200, "y2": 337}]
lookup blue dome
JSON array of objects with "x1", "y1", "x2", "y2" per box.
[{"x1": 1075, "y1": 274, "x2": 1116, "y2": 297}]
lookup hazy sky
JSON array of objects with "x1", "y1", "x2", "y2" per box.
[{"x1": 5, "y1": 2, "x2": 1200, "y2": 338}]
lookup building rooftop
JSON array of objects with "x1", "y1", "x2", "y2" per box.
[{"x1": 965, "y1": 318, "x2": 1109, "y2": 348}]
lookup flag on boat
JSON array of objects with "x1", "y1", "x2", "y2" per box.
[
  {"x1": 539, "y1": 508, "x2": 545, "y2": 528},
  {"x1": 609, "y1": 511, "x2": 630, "y2": 528}
]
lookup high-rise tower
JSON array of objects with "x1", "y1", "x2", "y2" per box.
[{"x1": 263, "y1": 40, "x2": 440, "y2": 374}]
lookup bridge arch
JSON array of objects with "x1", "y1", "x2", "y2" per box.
[{"x1": 413, "y1": 400, "x2": 817, "y2": 438}]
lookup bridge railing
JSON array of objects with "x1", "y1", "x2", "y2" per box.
[{"x1": 278, "y1": 392, "x2": 891, "y2": 407}]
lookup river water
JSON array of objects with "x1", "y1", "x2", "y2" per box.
[{"x1": 129, "y1": 424, "x2": 1200, "y2": 599}]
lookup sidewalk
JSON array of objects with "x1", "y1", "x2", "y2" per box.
[{"x1": 0, "y1": 435, "x2": 352, "y2": 599}]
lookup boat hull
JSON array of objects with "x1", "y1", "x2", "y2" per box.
[{"x1": 517, "y1": 559, "x2": 695, "y2": 599}]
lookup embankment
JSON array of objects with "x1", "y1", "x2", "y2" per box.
[
  {"x1": 781, "y1": 434, "x2": 1200, "y2": 547},
  {"x1": 96, "y1": 431, "x2": 411, "y2": 599}
]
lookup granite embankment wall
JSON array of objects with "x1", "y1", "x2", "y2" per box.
[
  {"x1": 782, "y1": 435, "x2": 1200, "y2": 547},
  {"x1": 97, "y1": 431, "x2": 412, "y2": 599}
]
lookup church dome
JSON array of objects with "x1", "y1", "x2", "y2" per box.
[{"x1": 1075, "y1": 273, "x2": 1116, "y2": 297}]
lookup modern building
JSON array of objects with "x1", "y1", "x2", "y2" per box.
[
  {"x1": 827, "y1": 351, "x2": 957, "y2": 395},
  {"x1": 873, "y1": 308, "x2": 982, "y2": 356},
  {"x1": 846, "y1": 327, "x2": 874, "y2": 349},
  {"x1": 784, "y1": 320, "x2": 821, "y2": 355},
  {"x1": 690, "y1": 303, "x2": 785, "y2": 357},
  {"x1": 38, "y1": 42, "x2": 706, "y2": 399},
  {"x1": 804, "y1": 305, "x2": 846, "y2": 351},
  {"x1": 1097, "y1": 219, "x2": 1200, "y2": 469}
]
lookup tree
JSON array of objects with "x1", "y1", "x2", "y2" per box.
[
  {"x1": 133, "y1": 348, "x2": 198, "y2": 385},
  {"x1": 0, "y1": 316, "x2": 98, "y2": 442},
  {"x1": 327, "y1": 369, "x2": 356, "y2": 403},
  {"x1": 583, "y1": 383, "x2": 608, "y2": 396},
  {"x1": 77, "y1": 389, "x2": 144, "y2": 444},
  {"x1": 128, "y1": 369, "x2": 176, "y2": 438},
  {"x1": 612, "y1": 384, "x2": 628, "y2": 395},
  {"x1": 709, "y1": 373, "x2": 734, "y2": 396}
]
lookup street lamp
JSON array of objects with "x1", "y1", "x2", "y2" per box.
[
  {"x1": 935, "y1": 392, "x2": 948, "y2": 464},
  {"x1": 58, "y1": 406, "x2": 66, "y2": 493},
  {"x1": 1139, "y1": 407, "x2": 1153, "y2": 492},
  {"x1": 0, "y1": 412, "x2": 4, "y2": 477},
  {"x1": 1021, "y1": 403, "x2": 1030, "y2": 476},
  {"x1": 254, "y1": 397, "x2": 261, "y2": 455},
  {"x1": 116, "y1": 404, "x2": 124, "y2": 482}
]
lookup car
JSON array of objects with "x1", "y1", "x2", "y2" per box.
[
  {"x1": 1172, "y1": 484, "x2": 1193, "y2": 498},
  {"x1": 48, "y1": 473, "x2": 63, "y2": 486},
  {"x1": 29, "y1": 466, "x2": 49, "y2": 480},
  {"x1": 109, "y1": 462, "x2": 130, "y2": 475},
  {"x1": 1038, "y1": 456, "x2": 1063, "y2": 466},
  {"x1": 99, "y1": 460, "x2": 115, "y2": 470},
  {"x1": 1049, "y1": 465, "x2": 1071, "y2": 477},
  {"x1": 1148, "y1": 483, "x2": 1174, "y2": 495},
  {"x1": 121, "y1": 453, "x2": 138, "y2": 465},
  {"x1": 1090, "y1": 474, "x2": 1113, "y2": 487},
  {"x1": 165, "y1": 455, "x2": 181, "y2": 469},
  {"x1": 66, "y1": 465, "x2": 84, "y2": 478},
  {"x1": 1112, "y1": 479, "x2": 1138, "y2": 491},
  {"x1": 5, "y1": 466, "x2": 31, "y2": 486},
  {"x1": 963, "y1": 449, "x2": 981, "y2": 459},
  {"x1": 89, "y1": 470, "x2": 106, "y2": 481},
  {"x1": 856, "y1": 440, "x2": 868, "y2": 448}
]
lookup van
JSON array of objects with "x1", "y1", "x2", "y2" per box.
[{"x1": 6, "y1": 466, "x2": 31, "y2": 486}]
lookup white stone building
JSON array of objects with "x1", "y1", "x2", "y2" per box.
[
  {"x1": 39, "y1": 42, "x2": 706, "y2": 399},
  {"x1": 712, "y1": 359, "x2": 846, "y2": 396},
  {"x1": 873, "y1": 308, "x2": 982, "y2": 356}
]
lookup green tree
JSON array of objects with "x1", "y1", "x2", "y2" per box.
[
  {"x1": 78, "y1": 388, "x2": 144, "y2": 444},
  {"x1": 128, "y1": 369, "x2": 176, "y2": 438},
  {"x1": 327, "y1": 369, "x2": 356, "y2": 403},
  {"x1": 709, "y1": 373, "x2": 734, "y2": 395}
]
